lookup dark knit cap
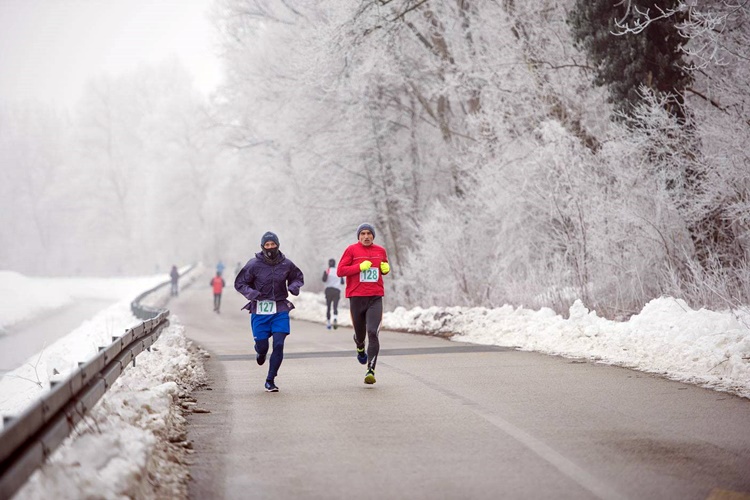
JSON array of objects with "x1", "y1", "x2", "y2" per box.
[
  {"x1": 357, "y1": 223, "x2": 375, "y2": 238},
  {"x1": 260, "y1": 231, "x2": 280, "y2": 247}
]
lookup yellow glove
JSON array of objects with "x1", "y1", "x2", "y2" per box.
[
  {"x1": 380, "y1": 261, "x2": 390, "y2": 274},
  {"x1": 359, "y1": 260, "x2": 372, "y2": 271}
]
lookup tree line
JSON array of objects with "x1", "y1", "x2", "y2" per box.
[{"x1": 2, "y1": 0, "x2": 747, "y2": 317}]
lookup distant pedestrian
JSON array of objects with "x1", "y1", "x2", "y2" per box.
[
  {"x1": 322, "y1": 258, "x2": 344, "y2": 330},
  {"x1": 217, "y1": 260, "x2": 225, "y2": 275},
  {"x1": 337, "y1": 223, "x2": 390, "y2": 385},
  {"x1": 170, "y1": 265, "x2": 179, "y2": 297},
  {"x1": 235, "y1": 231, "x2": 305, "y2": 392},
  {"x1": 210, "y1": 272, "x2": 226, "y2": 313}
]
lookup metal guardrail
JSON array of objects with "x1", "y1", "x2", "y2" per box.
[{"x1": 0, "y1": 265, "x2": 195, "y2": 499}]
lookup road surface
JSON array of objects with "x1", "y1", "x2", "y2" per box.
[{"x1": 171, "y1": 276, "x2": 750, "y2": 500}]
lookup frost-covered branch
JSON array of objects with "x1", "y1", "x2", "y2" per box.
[{"x1": 611, "y1": 1, "x2": 687, "y2": 36}]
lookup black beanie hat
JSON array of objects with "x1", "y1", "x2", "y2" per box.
[
  {"x1": 261, "y1": 231, "x2": 280, "y2": 247},
  {"x1": 328, "y1": 258, "x2": 336, "y2": 267},
  {"x1": 356, "y1": 223, "x2": 375, "y2": 239}
]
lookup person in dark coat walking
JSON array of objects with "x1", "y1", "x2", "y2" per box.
[
  {"x1": 170, "y1": 265, "x2": 179, "y2": 297},
  {"x1": 234, "y1": 231, "x2": 305, "y2": 392}
]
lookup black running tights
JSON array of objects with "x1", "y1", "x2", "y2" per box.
[{"x1": 349, "y1": 296, "x2": 383, "y2": 369}]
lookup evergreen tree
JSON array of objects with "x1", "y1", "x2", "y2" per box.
[{"x1": 568, "y1": 0, "x2": 692, "y2": 120}]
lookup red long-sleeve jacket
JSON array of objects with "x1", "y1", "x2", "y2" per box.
[
  {"x1": 211, "y1": 276, "x2": 225, "y2": 294},
  {"x1": 337, "y1": 242, "x2": 389, "y2": 298}
]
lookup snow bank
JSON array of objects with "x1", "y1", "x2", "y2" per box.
[
  {"x1": 291, "y1": 294, "x2": 750, "y2": 398},
  {"x1": 14, "y1": 324, "x2": 207, "y2": 499},
  {"x1": 290, "y1": 291, "x2": 352, "y2": 327},
  {"x1": 0, "y1": 300, "x2": 142, "y2": 415},
  {"x1": 1, "y1": 268, "x2": 206, "y2": 499}
]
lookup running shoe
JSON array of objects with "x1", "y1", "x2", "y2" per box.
[
  {"x1": 333, "y1": 318, "x2": 338, "y2": 330},
  {"x1": 264, "y1": 380, "x2": 279, "y2": 392},
  {"x1": 364, "y1": 369, "x2": 376, "y2": 385},
  {"x1": 356, "y1": 347, "x2": 367, "y2": 365}
]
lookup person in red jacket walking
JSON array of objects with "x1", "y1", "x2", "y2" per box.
[
  {"x1": 337, "y1": 223, "x2": 390, "y2": 384},
  {"x1": 210, "y1": 271, "x2": 226, "y2": 313}
]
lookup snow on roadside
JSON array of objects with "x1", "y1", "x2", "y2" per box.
[
  {"x1": 0, "y1": 300, "x2": 152, "y2": 417},
  {"x1": 0, "y1": 266, "x2": 198, "y2": 415},
  {"x1": 14, "y1": 323, "x2": 207, "y2": 499},
  {"x1": 387, "y1": 298, "x2": 750, "y2": 399},
  {"x1": 290, "y1": 291, "x2": 352, "y2": 327},
  {"x1": 0, "y1": 270, "x2": 168, "y2": 332},
  {"x1": 1, "y1": 267, "x2": 206, "y2": 499},
  {"x1": 291, "y1": 293, "x2": 750, "y2": 399}
]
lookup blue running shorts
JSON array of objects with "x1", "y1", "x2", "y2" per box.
[{"x1": 251, "y1": 311, "x2": 290, "y2": 340}]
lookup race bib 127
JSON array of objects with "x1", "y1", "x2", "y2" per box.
[{"x1": 256, "y1": 300, "x2": 277, "y2": 315}]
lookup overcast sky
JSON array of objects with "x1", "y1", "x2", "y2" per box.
[{"x1": 0, "y1": 0, "x2": 222, "y2": 108}]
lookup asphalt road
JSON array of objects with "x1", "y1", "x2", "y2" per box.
[{"x1": 172, "y1": 277, "x2": 750, "y2": 500}]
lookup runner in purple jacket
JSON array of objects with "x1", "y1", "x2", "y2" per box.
[{"x1": 234, "y1": 231, "x2": 305, "y2": 392}]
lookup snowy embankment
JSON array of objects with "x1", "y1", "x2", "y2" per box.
[
  {"x1": 15, "y1": 324, "x2": 207, "y2": 499},
  {"x1": 291, "y1": 292, "x2": 750, "y2": 399},
  {"x1": 0, "y1": 269, "x2": 206, "y2": 499},
  {"x1": 0, "y1": 270, "x2": 169, "y2": 332}
]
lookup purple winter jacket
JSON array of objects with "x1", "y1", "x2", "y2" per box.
[{"x1": 234, "y1": 251, "x2": 305, "y2": 314}]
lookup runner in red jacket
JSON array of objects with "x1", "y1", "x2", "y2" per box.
[
  {"x1": 337, "y1": 223, "x2": 390, "y2": 384},
  {"x1": 210, "y1": 271, "x2": 226, "y2": 313}
]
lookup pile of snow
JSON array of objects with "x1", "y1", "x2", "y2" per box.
[
  {"x1": 291, "y1": 294, "x2": 750, "y2": 398},
  {"x1": 0, "y1": 299, "x2": 136, "y2": 416},
  {"x1": 15, "y1": 324, "x2": 206, "y2": 499},
  {"x1": 290, "y1": 291, "x2": 352, "y2": 327},
  {"x1": 0, "y1": 269, "x2": 206, "y2": 498}
]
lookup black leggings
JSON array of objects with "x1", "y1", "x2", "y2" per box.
[
  {"x1": 255, "y1": 332, "x2": 287, "y2": 381},
  {"x1": 349, "y1": 296, "x2": 383, "y2": 369},
  {"x1": 325, "y1": 288, "x2": 341, "y2": 320}
]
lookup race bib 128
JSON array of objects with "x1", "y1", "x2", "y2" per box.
[{"x1": 360, "y1": 267, "x2": 379, "y2": 283}]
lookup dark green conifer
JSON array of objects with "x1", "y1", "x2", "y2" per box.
[{"x1": 568, "y1": 0, "x2": 692, "y2": 120}]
